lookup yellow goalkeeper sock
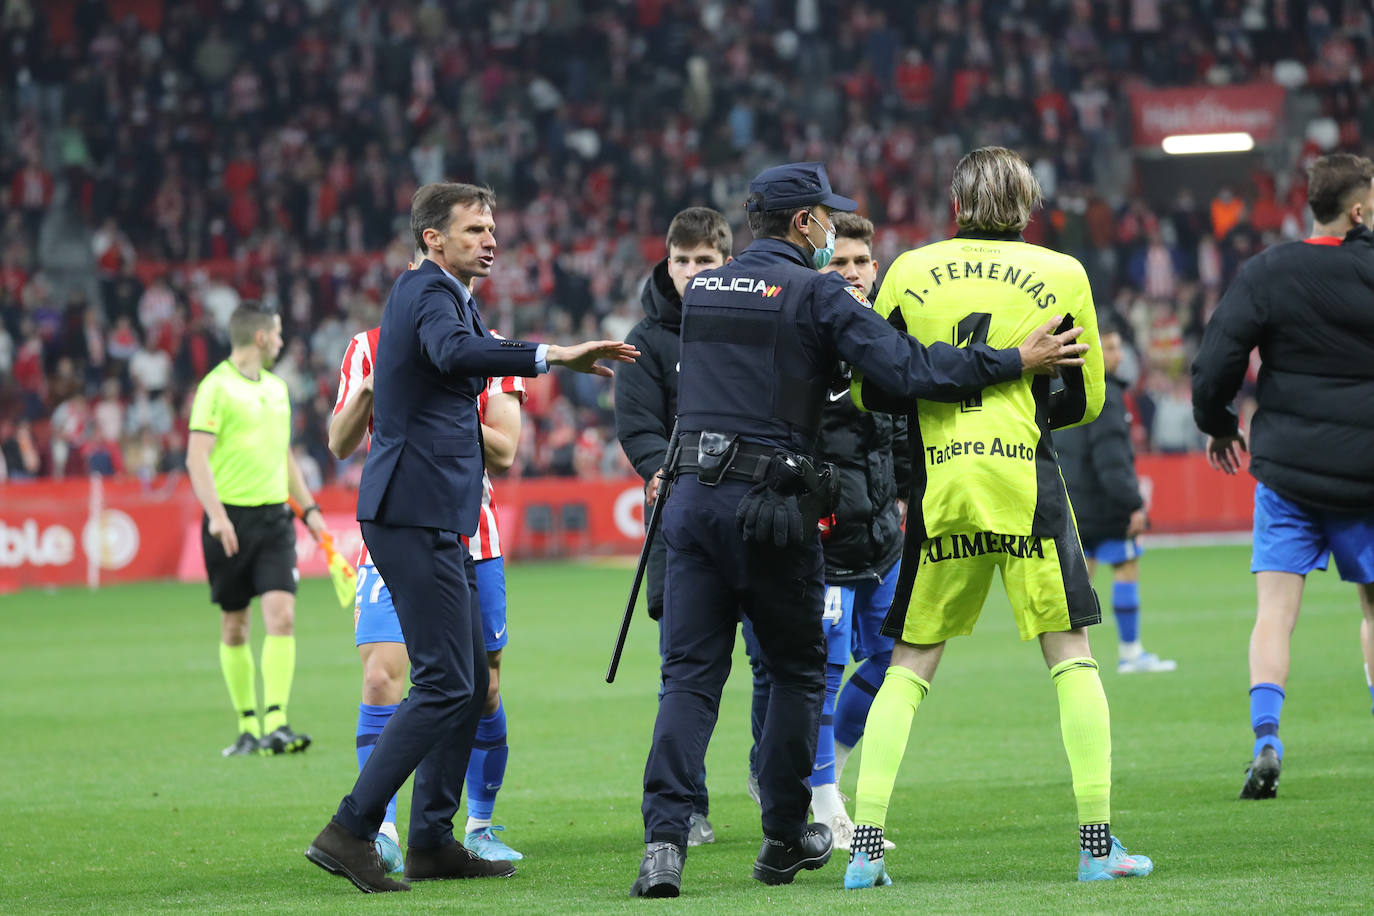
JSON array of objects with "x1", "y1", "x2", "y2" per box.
[
  {"x1": 853, "y1": 666, "x2": 930, "y2": 830},
  {"x1": 261, "y1": 634, "x2": 296, "y2": 733},
  {"x1": 219, "y1": 642, "x2": 260, "y2": 738},
  {"x1": 1051, "y1": 657, "x2": 1112, "y2": 825}
]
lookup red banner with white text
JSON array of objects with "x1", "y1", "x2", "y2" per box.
[
  {"x1": 0, "y1": 458, "x2": 1257, "y2": 592},
  {"x1": 1129, "y1": 83, "x2": 1286, "y2": 146}
]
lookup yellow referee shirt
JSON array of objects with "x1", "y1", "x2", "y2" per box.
[
  {"x1": 188, "y1": 360, "x2": 292, "y2": 506},
  {"x1": 853, "y1": 232, "x2": 1104, "y2": 539}
]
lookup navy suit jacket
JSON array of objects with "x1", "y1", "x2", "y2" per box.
[{"x1": 358, "y1": 260, "x2": 539, "y2": 534}]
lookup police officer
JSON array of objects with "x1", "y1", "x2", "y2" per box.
[{"x1": 631, "y1": 162, "x2": 1089, "y2": 897}]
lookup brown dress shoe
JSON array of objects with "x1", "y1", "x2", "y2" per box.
[
  {"x1": 404, "y1": 841, "x2": 517, "y2": 880},
  {"x1": 305, "y1": 821, "x2": 411, "y2": 893}
]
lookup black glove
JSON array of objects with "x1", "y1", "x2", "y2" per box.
[{"x1": 736, "y1": 483, "x2": 805, "y2": 548}]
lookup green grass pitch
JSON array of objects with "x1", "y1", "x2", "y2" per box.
[{"x1": 3, "y1": 545, "x2": 1372, "y2": 913}]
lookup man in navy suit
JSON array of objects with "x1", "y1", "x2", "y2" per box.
[{"x1": 307, "y1": 183, "x2": 636, "y2": 893}]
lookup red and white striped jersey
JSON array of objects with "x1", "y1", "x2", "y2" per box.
[{"x1": 333, "y1": 328, "x2": 526, "y2": 565}]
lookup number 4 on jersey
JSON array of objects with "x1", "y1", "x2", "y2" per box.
[{"x1": 955, "y1": 312, "x2": 992, "y2": 412}]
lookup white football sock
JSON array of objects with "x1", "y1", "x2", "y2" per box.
[
  {"x1": 834, "y1": 741, "x2": 855, "y2": 783},
  {"x1": 378, "y1": 821, "x2": 400, "y2": 844},
  {"x1": 810, "y1": 782, "x2": 847, "y2": 824},
  {"x1": 1119, "y1": 640, "x2": 1143, "y2": 661},
  {"x1": 465, "y1": 816, "x2": 492, "y2": 835}
]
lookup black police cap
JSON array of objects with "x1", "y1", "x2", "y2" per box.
[{"x1": 746, "y1": 161, "x2": 858, "y2": 213}]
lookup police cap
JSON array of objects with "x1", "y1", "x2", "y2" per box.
[{"x1": 745, "y1": 162, "x2": 857, "y2": 213}]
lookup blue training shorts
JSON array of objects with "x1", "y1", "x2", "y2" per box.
[
  {"x1": 822, "y1": 559, "x2": 899, "y2": 666},
  {"x1": 1080, "y1": 538, "x2": 1144, "y2": 566},
  {"x1": 354, "y1": 563, "x2": 402, "y2": 646},
  {"x1": 1251, "y1": 482, "x2": 1374, "y2": 584},
  {"x1": 354, "y1": 556, "x2": 510, "y2": 649},
  {"x1": 474, "y1": 557, "x2": 508, "y2": 652}
]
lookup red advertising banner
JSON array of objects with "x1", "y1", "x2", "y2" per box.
[
  {"x1": 1129, "y1": 83, "x2": 1286, "y2": 146},
  {"x1": 0, "y1": 458, "x2": 1256, "y2": 592}
]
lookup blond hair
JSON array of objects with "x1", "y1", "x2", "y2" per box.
[{"x1": 950, "y1": 147, "x2": 1042, "y2": 233}]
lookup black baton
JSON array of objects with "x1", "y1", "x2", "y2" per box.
[{"x1": 606, "y1": 420, "x2": 680, "y2": 683}]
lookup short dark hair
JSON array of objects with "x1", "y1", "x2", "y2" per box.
[
  {"x1": 746, "y1": 192, "x2": 803, "y2": 240},
  {"x1": 228, "y1": 301, "x2": 277, "y2": 347},
  {"x1": 411, "y1": 182, "x2": 496, "y2": 254},
  {"x1": 832, "y1": 212, "x2": 875, "y2": 249},
  {"x1": 1308, "y1": 153, "x2": 1374, "y2": 224},
  {"x1": 666, "y1": 207, "x2": 733, "y2": 259}
]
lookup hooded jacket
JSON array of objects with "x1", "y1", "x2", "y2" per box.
[
  {"x1": 614, "y1": 259, "x2": 681, "y2": 481},
  {"x1": 816, "y1": 380, "x2": 910, "y2": 583}
]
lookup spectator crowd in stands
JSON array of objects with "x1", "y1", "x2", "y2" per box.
[{"x1": 1, "y1": 0, "x2": 1372, "y2": 483}]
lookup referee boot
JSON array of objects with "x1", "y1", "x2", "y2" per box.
[
  {"x1": 752, "y1": 822, "x2": 833, "y2": 885},
  {"x1": 305, "y1": 821, "x2": 410, "y2": 893},
  {"x1": 629, "y1": 842, "x2": 685, "y2": 898},
  {"x1": 260, "y1": 724, "x2": 312, "y2": 755},
  {"x1": 222, "y1": 732, "x2": 260, "y2": 757},
  {"x1": 404, "y1": 841, "x2": 516, "y2": 881}
]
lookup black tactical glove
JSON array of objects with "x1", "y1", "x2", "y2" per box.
[{"x1": 736, "y1": 484, "x2": 805, "y2": 548}]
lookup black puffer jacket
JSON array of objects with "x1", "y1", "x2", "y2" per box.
[
  {"x1": 614, "y1": 259, "x2": 681, "y2": 481},
  {"x1": 815, "y1": 380, "x2": 910, "y2": 583},
  {"x1": 1056, "y1": 375, "x2": 1143, "y2": 543},
  {"x1": 1192, "y1": 224, "x2": 1374, "y2": 511}
]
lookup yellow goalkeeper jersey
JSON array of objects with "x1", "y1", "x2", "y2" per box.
[{"x1": 853, "y1": 231, "x2": 1104, "y2": 540}]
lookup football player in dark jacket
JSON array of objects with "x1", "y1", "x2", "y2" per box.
[
  {"x1": 1192, "y1": 153, "x2": 1374, "y2": 800},
  {"x1": 1058, "y1": 325, "x2": 1175, "y2": 673}
]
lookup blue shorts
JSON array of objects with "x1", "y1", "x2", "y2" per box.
[
  {"x1": 1252, "y1": 483, "x2": 1374, "y2": 583},
  {"x1": 474, "y1": 557, "x2": 508, "y2": 652},
  {"x1": 354, "y1": 556, "x2": 510, "y2": 649},
  {"x1": 1081, "y1": 538, "x2": 1144, "y2": 566},
  {"x1": 823, "y1": 559, "x2": 899, "y2": 665},
  {"x1": 354, "y1": 563, "x2": 402, "y2": 646}
]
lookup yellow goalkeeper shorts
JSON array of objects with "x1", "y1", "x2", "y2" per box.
[{"x1": 882, "y1": 525, "x2": 1101, "y2": 644}]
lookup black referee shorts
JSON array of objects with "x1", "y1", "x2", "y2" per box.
[{"x1": 202, "y1": 503, "x2": 298, "y2": 611}]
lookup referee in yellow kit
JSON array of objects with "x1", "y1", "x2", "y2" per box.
[{"x1": 186, "y1": 301, "x2": 329, "y2": 757}]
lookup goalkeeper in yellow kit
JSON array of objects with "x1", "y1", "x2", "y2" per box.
[{"x1": 843, "y1": 147, "x2": 1154, "y2": 888}]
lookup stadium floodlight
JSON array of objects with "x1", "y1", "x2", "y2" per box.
[{"x1": 1160, "y1": 132, "x2": 1256, "y2": 155}]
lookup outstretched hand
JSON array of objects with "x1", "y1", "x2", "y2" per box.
[
  {"x1": 1018, "y1": 317, "x2": 1088, "y2": 376},
  {"x1": 546, "y1": 340, "x2": 639, "y2": 377}
]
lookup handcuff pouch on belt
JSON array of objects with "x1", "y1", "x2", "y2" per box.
[{"x1": 693, "y1": 431, "x2": 739, "y2": 486}]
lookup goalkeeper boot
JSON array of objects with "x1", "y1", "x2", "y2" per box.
[
  {"x1": 843, "y1": 849, "x2": 893, "y2": 889},
  {"x1": 1239, "y1": 745, "x2": 1281, "y2": 800},
  {"x1": 375, "y1": 823, "x2": 405, "y2": 874},
  {"x1": 260, "y1": 724, "x2": 312, "y2": 755},
  {"x1": 222, "y1": 732, "x2": 259, "y2": 757},
  {"x1": 465, "y1": 825, "x2": 524, "y2": 861},
  {"x1": 1078, "y1": 836, "x2": 1154, "y2": 881}
]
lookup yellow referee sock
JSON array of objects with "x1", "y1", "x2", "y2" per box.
[
  {"x1": 219, "y1": 642, "x2": 260, "y2": 738},
  {"x1": 853, "y1": 666, "x2": 930, "y2": 830},
  {"x1": 1051, "y1": 657, "x2": 1112, "y2": 825},
  {"x1": 260, "y1": 634, "x2": 296, "y2": 734}
]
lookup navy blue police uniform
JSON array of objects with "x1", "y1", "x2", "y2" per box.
[{"x1": 636, "y1": 163, "x2": 1025, "y2": 893}]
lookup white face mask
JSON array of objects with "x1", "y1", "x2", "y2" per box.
[{"x1": 804, "y1": 211, "x2": 835, "y2": 269}]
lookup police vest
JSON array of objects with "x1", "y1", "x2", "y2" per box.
[{"x1": 676, "y1": 244, "x2": 829, "y2": 454}]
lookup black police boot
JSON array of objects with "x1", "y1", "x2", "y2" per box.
[
  {"x1": 752, "y1": 822, "x2": 833, "y2": 885},
  {"x1": 629, "y1": 842, "x2": 685, "y2": 898}
]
